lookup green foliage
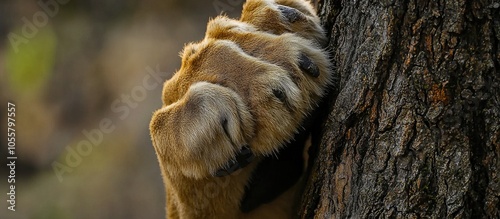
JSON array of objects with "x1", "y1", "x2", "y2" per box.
[{"x1": 5, "y1": 26, "x2": 57, "y2": 96}]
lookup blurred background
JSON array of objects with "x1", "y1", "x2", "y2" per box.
[{"x1": 0, "y1": 0, "x2": 244, "y2": 218}]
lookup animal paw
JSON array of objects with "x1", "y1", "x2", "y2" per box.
[
  {"x1": 241, "y1": 0, "x2": 327, "y2": 45},
  {"x1": 150, "y1": 81, "x2": 255, "y2": 178}
]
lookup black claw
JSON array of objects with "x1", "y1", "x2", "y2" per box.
[
  {"x1": 214, "y1": 160, "x2": 237, "y2": 177},
  {"x1": 277, "y1": 5, "x2": 304, "y2": 23},
  {"x1": 299, "y1": 53, "x2": 320, "y2": 77},
  {"x1": 272, "y1": 89, "x2": 286, "y2": 102},
  {"x1": 214, "y1": 145, "x2": 254, "y2": 177}
]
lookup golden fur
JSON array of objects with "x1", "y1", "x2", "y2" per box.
[{"x1": 150, "y1": 0, "x2": 332, "y2": 218}]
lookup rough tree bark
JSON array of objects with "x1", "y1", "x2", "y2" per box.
[{"x1": 299, "y1": 0, "x2": 500, "y2": 218}]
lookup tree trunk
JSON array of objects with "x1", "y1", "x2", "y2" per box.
[{"x1": 299, "y1": 0, "x2": 500, "y2": 218}]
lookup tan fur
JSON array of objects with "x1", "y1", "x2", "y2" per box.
[
  {"x1": 241, "y1": 0, "x2": 327, "y2": 45},
  {"x1": 150, "y1": 1, "x2": 331, "y2": 218}
]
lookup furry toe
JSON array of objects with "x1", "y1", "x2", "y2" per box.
[
  {"x1": 299, "y1": 53, "x2": 320, "y2": 77},
  {"x1": 277, "y1": 5, "x2": 305, "y2": 23}
]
